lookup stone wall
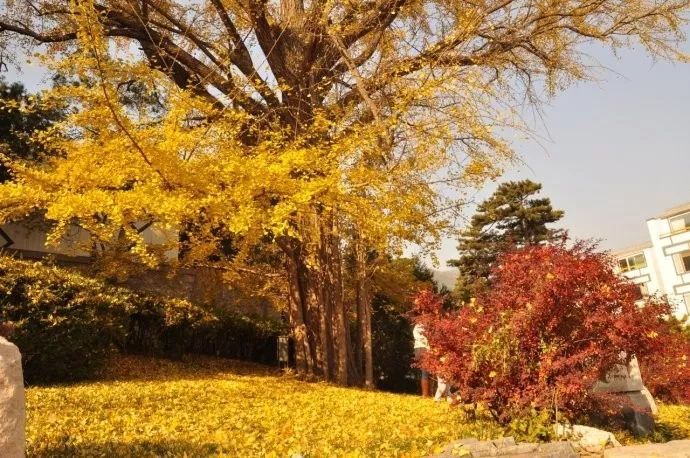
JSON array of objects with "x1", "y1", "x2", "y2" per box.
[
  {"x1": 3, "y1": 250, "x2": 280, "y2": 319},
  {"x1": 123, "y1": 266, "x2": 280, "y2": 318}
]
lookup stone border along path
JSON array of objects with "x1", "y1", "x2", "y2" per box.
[
  {"x1": 604, "y1": 440, "x2": 690, "y2": 457},
  {"x1": 431, "y1": 437, "x2": 690, "y2": 457}
]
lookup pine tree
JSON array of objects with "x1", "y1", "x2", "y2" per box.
[{"x1": 449, "y1": 180, "x2": 564, "y2": 299}]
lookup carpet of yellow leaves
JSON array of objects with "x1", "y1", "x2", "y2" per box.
[
  {"x1": 26, "y1": 355, "x2": 690, "y2": 457},
  {"x1": 27, "y1": 356, "x2": 506, "y2": 457}
]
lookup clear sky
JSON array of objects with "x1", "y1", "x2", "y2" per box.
[
  {"x1": 434, "y1": 39, "x2": 690, "y2": 266},
  {"x1": 4, "y1": 35, "x2": 690, "y2": 267}
]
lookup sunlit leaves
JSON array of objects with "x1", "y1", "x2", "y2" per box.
[
  {"x1": 26, "y1": 356, "x2": 506, "y2": 457},
  {"x1": 415, "y1": 241, "x2": 688, "y2": 423}
]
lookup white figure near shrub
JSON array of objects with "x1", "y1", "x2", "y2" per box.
[{"x1": 0, "y1": 337, "x2": 25, "y2": 457}]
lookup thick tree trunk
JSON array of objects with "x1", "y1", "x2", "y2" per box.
[
  {"x1": 330, "y1": 230, "x2": 349, "y2": 385},
  {"x1": 362, "y1": 294, "x2": 373, "y2": 388},
  {"x1": 285, "y1": 248, "x2": 311, "y2": 375},
  {"x1": 316, "y1": 278, "x2": 332, "y2": 380},
  {"x1": 300, "y1": 257, "x2": 320, "y2": 377},
  {"x1": 278, "y1": 213, "x2": 375, "y2": 387},
  {"x1": 279, "y1": 217, "x2": 355, "y2": 384},
  {"x1": 282, "y1": 237, "x2": 320, "y2": 378},
  {"x1": 354, "y1": 294, "x2": 364, "y2": 381},
  {"x1": 320, "y1": 219, "x2": 344, "y2": 382}
]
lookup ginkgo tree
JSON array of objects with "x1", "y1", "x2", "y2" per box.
[{"x1": 0, "y1": 0, "x2": 689, "y2": 386}]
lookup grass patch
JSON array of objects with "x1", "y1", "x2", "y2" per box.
[{"x1": 656, "y1": 404, "x2": 690, "y2": 439}]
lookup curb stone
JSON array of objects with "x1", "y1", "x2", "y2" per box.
[
  {"x1": 432, "y1": 437, "x2": 578, "y2": 457},
  {"x1": 432, "y1": 438, "x2": 690, "y2": 458}
]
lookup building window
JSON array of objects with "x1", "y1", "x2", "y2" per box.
[
  {"x1": 618, "y1": 253, "x2": 647, "y2": 272},
  {"x1": 633, "y1": 283, "x2": 649, "y2": 301},
  {"x1": 673, "y1": 250, "x2": 690, "y2": 274},
  {"x1": 669, "y1": 212, "x2": 690, "y2": 235}
]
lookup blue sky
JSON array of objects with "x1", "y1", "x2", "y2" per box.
[
  {"x1": 4, "y1": 36, "x2": 690, "y2": 267},
  {"x1": 434, "y1": 40, "x2": 690, "y2": 265}
]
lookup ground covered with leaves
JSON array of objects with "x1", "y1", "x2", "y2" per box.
[
  {"x1": 27, "y1": 356, "x2": 690, "y2": 457},
  {"x1": 26, "y1": 356, "x2": 501, "y2": 457}
]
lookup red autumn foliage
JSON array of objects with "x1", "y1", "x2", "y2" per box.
[
  {"x1": 414, "y1": 241, "x2": 690, "y2": 424},
  {"x1": 637, "y1": 319, "x2": 690, "y2": 404}
]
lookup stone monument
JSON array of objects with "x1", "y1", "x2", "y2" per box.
[{"x1": 593, "y1": 354, "x2": 656, "y2": 436}]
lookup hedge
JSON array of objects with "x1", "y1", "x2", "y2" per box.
[{"x1": 0, "y1": 257, "x2": 285, "y2": 384}]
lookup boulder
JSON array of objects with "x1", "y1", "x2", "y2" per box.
[
  {"x1": 554, "y1": 424, "x2": 621, "y2": 452},
  {"x1": 621, "y1": 405, "x2": 655, "y2": 438},
  {"x1": 436, "y1": 437, "x2": 506, "y2": 457},
  {"x1": 605, "y1": 390, "x2": 656, "y2": 437},
  {"x1": 0, "y1": 337, "x2": 24, "y2": 458},
  {"x1": 526, "y1": 441, "x2": 579, "y2": 458},
  {"x1": 639, "y1": 387, "x2": 658, "y2": 415}
]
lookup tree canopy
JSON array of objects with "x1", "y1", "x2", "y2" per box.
[{"x1": 0, "y1": 0, "x2": 688, "y2": 384}]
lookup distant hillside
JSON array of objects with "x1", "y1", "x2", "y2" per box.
[{"x1": 432, "y1": 269, "x2": 458, "y2": 290}]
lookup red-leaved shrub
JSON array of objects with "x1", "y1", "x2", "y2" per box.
[
  {"x1": 637, "y1": 320, "x2": 690, "y2": 404},
  {"x1": 414, "y1": 241, "x2": 689, "y2": 424}
]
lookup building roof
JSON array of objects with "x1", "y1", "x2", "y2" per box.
[
  {"x1": 612, "y1": 241, "x2": 652, "y2": 258},
  {"x1": 655, "y1": 201, "x2": 690, "y2": 219}
]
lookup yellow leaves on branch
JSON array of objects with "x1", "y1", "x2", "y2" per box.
[
  {"x1": 7, "y1": 0, "x2": 687, "y2": 270},
  {"x1": 0, "y1": 27, "x2": 501, "y2": 268}
]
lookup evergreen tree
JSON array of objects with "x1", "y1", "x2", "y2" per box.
[{"x1": 448, "y1": 180, "x2": 564, "y2": 299}]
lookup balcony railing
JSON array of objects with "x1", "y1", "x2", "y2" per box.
[
  {"x1": 659, "y1": 226, "x2": 690, "y2": 239},
  {"x1": 619, "y1": 264, "x2": 647, "y2": 273}
]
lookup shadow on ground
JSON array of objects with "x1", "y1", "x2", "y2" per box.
[
  {"x1": 99, "y1": 354, "x2": 283, "y2": 382},
  {"x1": 29, "y1": 439, "x2": 229, "y2": 457}
]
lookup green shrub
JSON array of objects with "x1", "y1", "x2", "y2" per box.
[
  {"x1": 124, "y1": 296, "x2": 216, "y2": 359},
  {"x1": 0, "y1": 258, "x2": 132, "y2": 384},
  {"x1": 505, "y1": 408, "x2": 556, "y2": 443},
  {"x1": 0, "y1": 257, "x2": 285, "y2": 384}
]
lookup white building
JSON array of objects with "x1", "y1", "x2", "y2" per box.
[
  {"x1": 0, "y1": 216, "x2": 178, "y2": 264},
  {"x1": 614, "y1": 202, "x2": 690, "y2": 319}
]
